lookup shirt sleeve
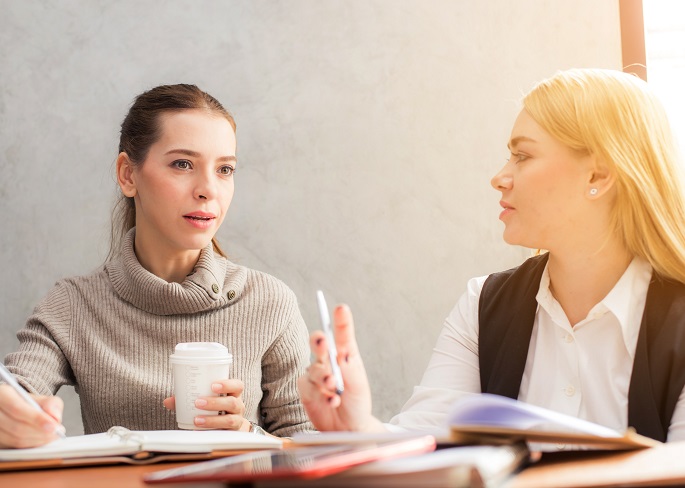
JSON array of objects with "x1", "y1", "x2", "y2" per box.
[
  {"x1": 3, "y1": 282, "x2": 76, "y2": 395},
  {"x1": 388, "y1": 276, "x2": 486, "y2": 430}
]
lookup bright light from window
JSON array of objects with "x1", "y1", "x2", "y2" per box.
[{"x1": 643, "y1": 0, "x2": 685, "y2": 152}]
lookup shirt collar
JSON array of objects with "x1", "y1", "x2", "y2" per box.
[
  {"x1": 536, "y1": 256, "x2": 653, "y2": 358},
  {"x1": 601, "y1": 257, "x2": 652, "y2": 358}
]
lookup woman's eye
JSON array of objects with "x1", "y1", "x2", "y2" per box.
[
  {"x1": 218, "y1": 165, "x2": 235, "y2": 176},
  {"x1": 507, "y1": 153, "x2": 528, "y2": 164},
  {"x1": 172, "y1": 159, "x2": 192, "y2": 170}
]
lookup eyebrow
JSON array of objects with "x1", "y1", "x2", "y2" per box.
[
  {"x1": 164, "y1": 149, "x2": 237, "y2": 163},
  {"x1": 507, "y1": 136, "x2": 537, "y2": 150}
]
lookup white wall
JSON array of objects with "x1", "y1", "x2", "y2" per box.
[{"x1": 0, "y1": 1, "x2": 622, "y2": 434}]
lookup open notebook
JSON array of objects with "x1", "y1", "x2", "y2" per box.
[
  {"x1": 448, "y1": 394, "x2": 659, "y2": 449},
  {"x1": 0, "y1": 426, "x2": 281, "y2": 471}
]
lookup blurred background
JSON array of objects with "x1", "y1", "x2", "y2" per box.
[{"x1": 0, "y1": 1, "x2": 628, "y2": 434}]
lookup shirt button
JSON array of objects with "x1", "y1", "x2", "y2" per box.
[
  {"x1": 211, "y1": 284, "x2": 219, "y2": 293},
  {"x1": 564, "y1": 334, "x2": 574, "y2": 343},
  {"x1": 227, "y1": 290, "x2": 236, "y2": 300},
  {"x1": 565, "y1": 385, "x2": 576, "y2": 397}
]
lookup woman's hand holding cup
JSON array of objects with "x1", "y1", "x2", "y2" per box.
[
  {"x1": 163, "y1": 378, "x2": 250, "y2": 431},
  {"x1": 166, "y1": 342, "x2": 239, "y2": 430}
]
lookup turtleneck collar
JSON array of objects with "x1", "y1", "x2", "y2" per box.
[{"x1": 106, "y1": 228, "x2": 246, "y2": 315}]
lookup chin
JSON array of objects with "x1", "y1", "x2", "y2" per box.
[
  {"x1": 502, "y1": 231, "x2": 532, "y2": 248},
  {"x1": 181, "y1": 236, "x2": 214, "y2": 252},
  {"x1": 501, "y1": 230, "x2": 518, "y2": 246}
]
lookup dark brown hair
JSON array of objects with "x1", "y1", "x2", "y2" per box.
[{"x1": 108, "y1": 84, "x2": 236, "y2": 261}]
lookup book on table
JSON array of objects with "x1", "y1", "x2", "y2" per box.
[
  {"x1": 143, "y1": 434, "x2": 440, "y2": 485},
  {"x1": 0, "y1": 426, "x2": 282, "y2": 471},
  {"x1": 146, "y1": 430, "x2": 531, "y2": 487},
  {"x1": 447, "y1": 393, "x2": 659, "y2": 449},
  {"x1": 244, "y1": 442, "x2": 531, "y2": 488},
  {"x1": 509, "y1": 440, "x2": 685, "y2": 488}
]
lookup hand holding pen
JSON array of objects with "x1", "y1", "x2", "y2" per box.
[
  {"x1": 0, "y1": 362, "x2": 66, "y2": 448},
  {"x1": 297, "y1": 294, "x2": 386, "y2": 433}
]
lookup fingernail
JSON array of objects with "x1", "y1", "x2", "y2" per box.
[
  {"x1": 195, "y1": 417, "x2": 206, "y2": 425},
  {"x1": 211, "y1": 383, "x2": 221, "y2": 392},
  {"x1": 315, "y1": 338, "x2": 323, "y2": 346},
  {"x1": 195, "y1": 398, "x2": 208, "y2": 407},
  {"x1": 42, "y1": 422, "x2": 56, "y2": 432}
]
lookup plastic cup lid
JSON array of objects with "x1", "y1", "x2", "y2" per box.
[{"x1": 171, "y1": 342, "x2": 232, "y2": 359}]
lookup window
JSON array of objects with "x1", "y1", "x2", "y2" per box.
[{"x1": 643, "y1": 1, "x2": 685, "y2": 149}]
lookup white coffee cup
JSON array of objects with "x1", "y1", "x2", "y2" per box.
[{"x1": 170, "y1": 342, "x2": 233, "y2": 430}]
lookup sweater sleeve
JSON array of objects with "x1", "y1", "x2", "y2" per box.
[
  {"x1": 259, "y1": 290, "x2": 315, "y2": 436},
  {"x1": 3, "y1": 282, "x2": 76, "y2": 396}
]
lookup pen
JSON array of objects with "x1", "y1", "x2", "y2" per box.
[
  {"x1": 316, "y1": 290, "x2": 345, "y2": 395},
  {"x1": 0, "y1": 362, "x2": 67, "y2": 440}
]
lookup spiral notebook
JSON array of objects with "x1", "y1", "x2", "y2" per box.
[{"x1": 0, "y1": 426, "x2": 281, "y2": 471}]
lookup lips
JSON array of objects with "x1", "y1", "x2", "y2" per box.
[
  {"x1": 183, "y1": 211, "x2": 217, "y2": 229},
  {"x1": 183, "y1": 211, "x2": 216, "y2": 220},
  {"x1": 499, "y1": 200, "x2": 514, "y2": 211},
  {"x1": 499, "y1": 200, "x2": 514, "y2": 220}
]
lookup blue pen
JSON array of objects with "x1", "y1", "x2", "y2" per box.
[
  {"x1": 316, "y1": 290, "x2": 344, "y2": 395},
  {"x1": 0, "y1": 362, "x2": 66, "y2": 439}
]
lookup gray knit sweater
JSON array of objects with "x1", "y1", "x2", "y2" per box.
[{"x1": 4, "y1": 230, "x2": 314, "y2": 437}]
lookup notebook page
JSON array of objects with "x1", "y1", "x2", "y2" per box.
[
  {"x1": 0, "y1": 432, "x2": 138, "y2": 461},
  {"x1": 137, "y1": 429, "x2": 282, "y2": 452},
  {"x1": 448, "y1": 394, "x2": 622, "y2": 437}
]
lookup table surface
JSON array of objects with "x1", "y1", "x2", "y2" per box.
[
  {"x1": 3, "y1": 444, "x2": 685, "y2": 488},
  {"x1": 0, "y1": 462, "x2": 224, "y2": 488}
]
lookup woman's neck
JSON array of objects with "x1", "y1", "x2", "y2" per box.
[
  {"x1": 546, "y1": 241, "x2": 633, "y2": 327},
  {"x1": 133, "y1": 234, "x2": 202, "y2": 284}
]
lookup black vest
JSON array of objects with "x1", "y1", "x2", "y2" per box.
[{"x1": 478, "y1": 253, "x2": 685, "y2": 442}]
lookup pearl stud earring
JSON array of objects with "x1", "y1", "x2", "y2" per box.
[{"x1": 589, "y1": 188, "x2": 598, "y2": 196}]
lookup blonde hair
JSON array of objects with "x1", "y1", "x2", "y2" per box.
[{"x1": 523, "y1": 68, "x2": 685, "y2": 284}]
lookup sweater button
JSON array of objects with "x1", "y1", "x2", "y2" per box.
[
  {"x1": 211, "y1": 284, "x2": 219, "y2": 293},
  {"x1": 227, "y1": 290, "x2": 236, "y2": 300}
]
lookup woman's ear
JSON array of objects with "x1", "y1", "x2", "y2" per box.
[
  {"x1": 587, "y1": 156, "x2": 616, "y2": 199},
  {"x1": 116, "y1": 152, "x2": 137, "y2": 198}
]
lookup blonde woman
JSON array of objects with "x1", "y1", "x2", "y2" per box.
[{"x1": 300, "y1": 69, "x2": 685, "y2": 442}]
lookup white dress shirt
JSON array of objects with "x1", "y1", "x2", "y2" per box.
[{"x1": 389, "y1": 257, "x2": 685, "y2": 442}]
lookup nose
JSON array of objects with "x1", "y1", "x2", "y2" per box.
[
  {"x1": 194, "y1": 170, "x2": 218, "y2": 201},
  {"x1": 491, "y1": 161, "x2": 513, "y2": 191}
]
